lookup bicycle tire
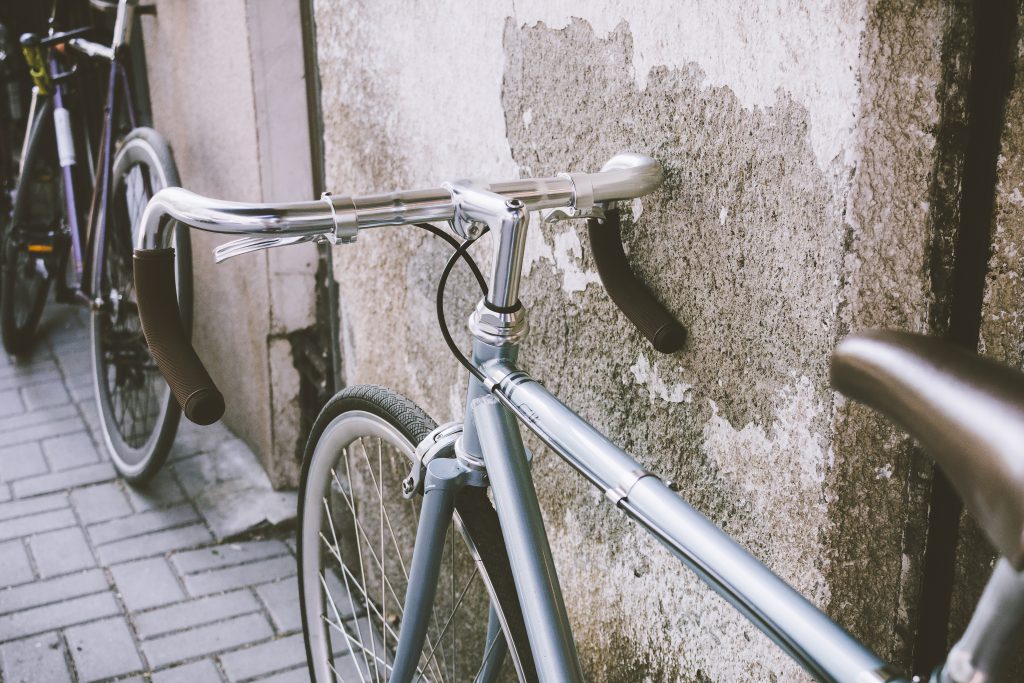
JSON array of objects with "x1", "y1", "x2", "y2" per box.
[
  {"x1": 91, "y1": 126, "x2": 189, "y2": 483},
  {"x1": 298, "y1": 384, "x2": 537, "y2": 683},
  {"x1": 1, "y1": 98, "x2": 55, "y2": 356}
]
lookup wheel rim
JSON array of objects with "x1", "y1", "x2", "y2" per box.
[
  {"x1": 96, "y1": 160, "x2": 164, "y2": 450},
  {"x1": 301, "y1": 411, "x2": 515, "y2": 683}
]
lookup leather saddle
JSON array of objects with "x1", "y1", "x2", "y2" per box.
[{"x1": 831, "y1": 330, "x2": 1024, "y2": 569}]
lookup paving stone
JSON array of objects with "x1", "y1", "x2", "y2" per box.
[
  {"x1": 28, "y1": 526, "x2": 95, "y2": 578},
  {"x1": 0, "y1": 507, "x2": 76, "y2": 542},
  {"x1": 142, "y1": 613, "x2": 274, "y2": 669},
  {"x1": 89, "y1": 503, "x2": 200, "y2": 545},
  {"x1": 111, "y1": 557, "x2": 186, "y2": 612},
  {"x1": 152, "y1": 659, "x2": 223, "y2": 683},
  {"x1": 0, "y1": 389, "x2": 24, "y2": 418},
  {"x1": 257, "y1": 666, "x2": 310, "y2": 683},
  {"x1": 0, "y1": 492, "x2": 67, "y2": 522},
  {"x1": 77, "y1": 398, "x2": 101, "y2": 438},
  {"x1": 66, "y1": 376, "x2": 93, "y2": 403},
  {"x1": 11, "y1": 462, "x2": 116, "y2": 498},
  {"x1": 0, "y1": 591, "x2": 120, "y2": 640},
  {"x1": 96, "y1": 523, "x2": 213, "y2": 565},
  {"x1": 219, "y1": 632, "x2": 306, "y2": 681},
  {"x1": 255, "y1": 577, "x2": 301, "y2": 633},
  {"x1": 134, "y1": 590, "x2": 261, "y2": 640},
  {"x1": 0, "y1": 539, "x2": 34, "y2": 586},
  {"x1": 0, "y1": 568, "x2": 108, "y2": 614},
  {"x1": 183, "y1": 555, "x2": 296, "y2": 597},
  {"x1": 124, "y1": 468, "x2": 187, "y2": 512},
  {"x1": 0, "y1": 357, "x2": 57, "y2": 379},
  {"x1": 0, "y1": 631, "x2": 72, "y2": 683},
  {"x1": 41, "y1": 431, "x2": 100, "y2": 472},
  {"x1": 68, "y1": 381, "x2": 95, "y2": 402},
  {"x1": 0, "y1": 415, "x2": 88, "y2": 451},
  {"x1": 172, "y1": 540, "x2": 291, "y2": 575},
  {"x1": 0, "y1": 403, "x2": 76, "y2": 433},
  {"x1": 66, "y1": 616, "x2": 144, "y2": 682},
  {"x1": 20, "y1": 380, "x2": 70, "y2": 411},
  {"x1": 170, "y1": 421, "x2": 236, "y2": 461},
  {"x1": 0, "y1": 443, "x2": 47, "y2": 482},
  {"x1": 55, "y1": 350, "x2": 92, "y2": 376},
  {"x1": 173, "y1": 444, "x2": 295, "y2": 540},
  {"x1": 0, "y1": 368, "x2": 61, "y2": 393},
  {"x1": 0, "y1": 484, "x2": 9, "y2": 503},
  {"x1": 69, "y1": 482, "x2": 132, "y2": 524}
]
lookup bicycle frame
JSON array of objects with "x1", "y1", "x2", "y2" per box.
[
  {"x1": 138, "y1": 155, "x2": 929, "y2": 682},
  {"x1": 20, "y1": 0, "x2": 139, "y2": 303},
  {"x1": 398, "y1": 184, "x2": 904, "y2": 683}
]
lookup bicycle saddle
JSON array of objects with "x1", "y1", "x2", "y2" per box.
[{"x1": 831, "y1": 330, "x2": 1024, "y2": 568}]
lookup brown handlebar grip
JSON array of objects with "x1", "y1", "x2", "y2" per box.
[
  {"x1": 587, "y1": 208, "x2": 686, "y2": 354},
  {"x1": 133, "y1": 248, "x2": 225, "y2": 425}
]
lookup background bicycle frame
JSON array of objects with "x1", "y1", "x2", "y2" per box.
[{"x1": 20, "y1": 0, "x2": 141, "y2": 304}]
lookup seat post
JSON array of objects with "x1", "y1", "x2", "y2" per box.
[{"x1": 939, "y1": 558, "x2": 1024, "y2": 682}]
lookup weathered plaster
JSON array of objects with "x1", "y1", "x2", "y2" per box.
[{"x1": 312, "y1": 0, "x2": 965, "y2": 678}]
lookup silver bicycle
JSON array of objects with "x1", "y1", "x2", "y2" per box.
[{"x1": 132, "y1": 154, "x2": 1024, "y2": 682}]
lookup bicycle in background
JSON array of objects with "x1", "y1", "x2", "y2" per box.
[{"x1": 2, "y1": 0, "x2": 190, "y2": 483}]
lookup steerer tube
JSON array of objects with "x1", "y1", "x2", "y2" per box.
[{"x1": 479, "y1": 359, "x2": 907, "y2": 683}]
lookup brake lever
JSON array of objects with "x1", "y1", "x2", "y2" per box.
[{"x1": 213, "y1": 234, "x2": 321, "y2": 263}]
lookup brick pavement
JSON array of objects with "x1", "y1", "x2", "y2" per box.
[{"x1": 0, "y1": 305, "x2": 339, "y2": 682}]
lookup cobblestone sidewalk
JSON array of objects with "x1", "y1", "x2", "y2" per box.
[{"x1": 0, "y1": 305, "x2": 316, "y2": 682}]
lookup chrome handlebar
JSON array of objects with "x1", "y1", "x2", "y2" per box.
[{"x1": 135, "y1": 153, "x2": 664, "y2": 262}]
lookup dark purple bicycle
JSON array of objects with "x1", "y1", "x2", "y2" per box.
[{"x1": 2, "y1": 0, "x2": 190, "y2": 483}]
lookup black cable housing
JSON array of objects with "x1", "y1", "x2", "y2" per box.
[
  {"x1": 414, "y1": 222, "x2": 488, "y2": 292},
  {"x1": 433, "y1": 227, "x2": 489, "y2": 382}
]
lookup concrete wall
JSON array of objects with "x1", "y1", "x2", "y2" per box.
[
  {"x1": 141, "y1": 0, "x2": 318, "y2": 485},
  {"x1": 310, "y1": 0, "x2": 1002, "y2": 680}
]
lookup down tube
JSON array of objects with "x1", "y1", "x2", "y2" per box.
[{"x1": 480, "y1": 360, "x2": 907, "y2": 683}]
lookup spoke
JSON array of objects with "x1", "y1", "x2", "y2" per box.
[
  {"x1": 415, "y1": 566, "x2": 480, "y2": 683},
  {"x1": 323, "y1": 493, "x2": 373, "y2": 680},
  {"x1": 329, "y1": 469, "x2": 407, "y2": 619},
  {"x1": 320, "y1": 536, "x2": 402, "y2": 643},
  {"x1": 358, "y1": 437, "x2": 412, "y2": 581},
  {"x1": 320, "y1": 572, "x2": 368, "y2": 683},
  {"x1": 343, "y1": 446, "x2": 380, "y2": 683},
  {"x1": 323, "y1": 615, "x2": 393, "y2": 680},
  {"x1": 321, "y1": 507, "x2": 446, "y2": 683},
  {"x1": 355, "y1": 438, "x2": 450, "y2": 679},
  {"x1": 379, "y1": 439, "x2": 387, "y2": 671},
  {"x1": 356, "y1": 442, "x2": 381, "y2": 682},
  {"x1": 472, "y1": 623, "x2": 505, "y2": 683}
]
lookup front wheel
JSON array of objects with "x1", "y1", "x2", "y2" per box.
[
  {"x1": 298, "y1": 385, "x2": 537, "y2": 682},
  {"x1": 91, "y1": 127, "x2": 190, "y2": 483}
]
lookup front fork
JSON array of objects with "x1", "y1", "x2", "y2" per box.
[{"x1": 391, "y1": 455, "x2": 508, "y2": 683}]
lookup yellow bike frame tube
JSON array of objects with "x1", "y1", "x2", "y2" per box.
[{"x1": 21, "y1": 44, "x2": 50, "y2": 95}]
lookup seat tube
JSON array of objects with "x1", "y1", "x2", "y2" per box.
[{"x1": 472, "y1": 395, "x2": 584, "y2": 683}]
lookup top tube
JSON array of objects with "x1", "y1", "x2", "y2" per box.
[{"x1": 135, "y1": 153, "x2": 664, "y2": 250}]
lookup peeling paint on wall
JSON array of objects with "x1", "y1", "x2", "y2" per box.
[
  {"x1": 628, "y1": 353, "x2": 692, "y2": 404},
  {"x1": 312, "y1": 0, "x2": 967, "y2": 678}
]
